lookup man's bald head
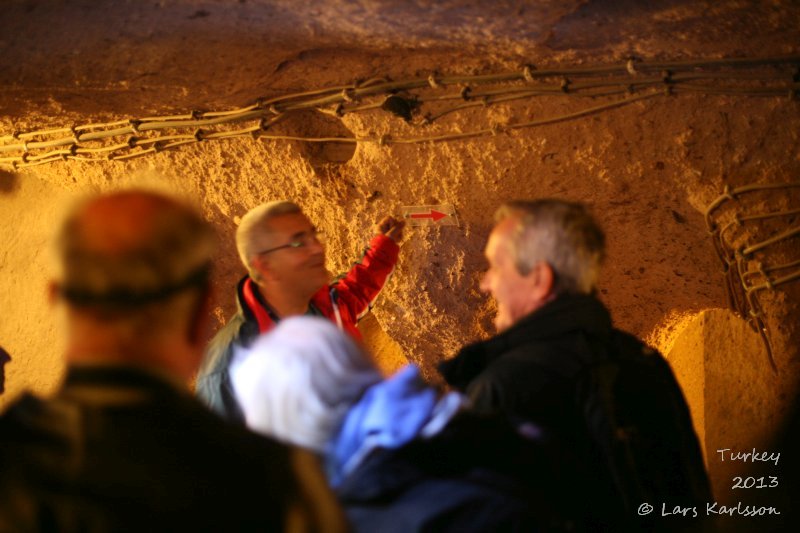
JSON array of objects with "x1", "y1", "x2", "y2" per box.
[{"x1": 56, "y1": 190, "x2": 216, "y2": 322}]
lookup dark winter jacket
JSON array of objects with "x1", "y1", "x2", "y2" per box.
[
  {"x1": 0, "y1": 365, "x2": 295, "y2": 532},
  {"x1": 196, "y1": 234, "x2": 399, "y2": 422},
  {"x1": 439, "y1": 293, "x2": 712, "y2": 531},
  {"x1": 337, "y1": 411, "x2": 559, "y2": 533}
]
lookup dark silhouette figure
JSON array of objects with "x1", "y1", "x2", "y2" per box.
[{"x1": 0, "y1": 190, "x2": 346, "y2": 532}]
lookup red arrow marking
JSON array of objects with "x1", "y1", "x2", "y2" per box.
[{"x1": 410, "y1": 209, "x2": 448, "y2": 222}]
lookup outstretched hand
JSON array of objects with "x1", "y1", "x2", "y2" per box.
[{"x1": 376, "y1": 216, "x2": 406, "y2": 243}]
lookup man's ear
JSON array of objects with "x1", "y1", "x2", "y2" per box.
[
  {"x1": 252, "y1": 255, "x2": 276, "y2": 283},
  {"x1": 530, "y1": 261, "x2": 556, "y2": 301}
]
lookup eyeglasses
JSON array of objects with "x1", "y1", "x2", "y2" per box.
[{"x1": 257, "y1": 230, "x2": 325, "y2": 255}]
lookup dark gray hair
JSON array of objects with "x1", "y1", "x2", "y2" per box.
[
  {"x1": 495, "y1": 199, "x2": 605, "y2": 295},
  {"x1": 235, "y1": 201, "x2": 302, "y2": 280}
]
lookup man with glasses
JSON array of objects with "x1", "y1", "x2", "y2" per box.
[{"x1": 197, "y1": 200, "x2": 404, "y2": 422}]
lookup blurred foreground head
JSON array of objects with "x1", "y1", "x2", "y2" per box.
[{"x1": 52, "y1": 189, "x2": 216, "y2": 380}]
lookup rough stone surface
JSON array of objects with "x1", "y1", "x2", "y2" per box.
[
  {"x1": 663, "y1": 310, "x2": 794, "y2": 503},
  {"x1": 1, "y1": 1, "x2": 799, "y2": 515},
  {"x1": 662, "y1": 308, "x2": 796, "y2": 530}
]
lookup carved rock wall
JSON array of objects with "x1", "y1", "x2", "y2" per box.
[{"x1": 1, "y1": 0, "x2": 799, "y2": 512}]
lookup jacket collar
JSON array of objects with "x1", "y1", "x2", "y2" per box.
[
  {"x1": 492, "y1": 292, "x2": 612, "y2": 351},
  {"x1": 61, "y1": 364, "x2": 188, "y2": 404},
  {"x1": 236, "y1": 276, "x2": 270, "y2": 322},
  {"x1": 237, "y1": 275, "x2": 326, "y2": 337},
  {"x1": 439, "y1": 293, "x2": 612, "y2": 389},
  {"x1": 241, "y1": 277, "x2": 280, "y2": 333}
]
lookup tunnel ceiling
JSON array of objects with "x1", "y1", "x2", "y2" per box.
[
  {"x1": 2, "y1": 0, "x2": 798, "y2": 117},
  {"x1": 1, "y1": 0, "x2": 799, "y2": 383}
]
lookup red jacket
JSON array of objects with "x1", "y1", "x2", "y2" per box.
[
  {"x1": 242, "y1": 234, "x2": 399, "y2": 340},
  {"x1": 196, "y1": 234, "x2": 399, "y2": 421}
]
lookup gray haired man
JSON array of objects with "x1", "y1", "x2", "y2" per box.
[{"x1": 439, "y1": 199, "x2": 711, "y2": 531}]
